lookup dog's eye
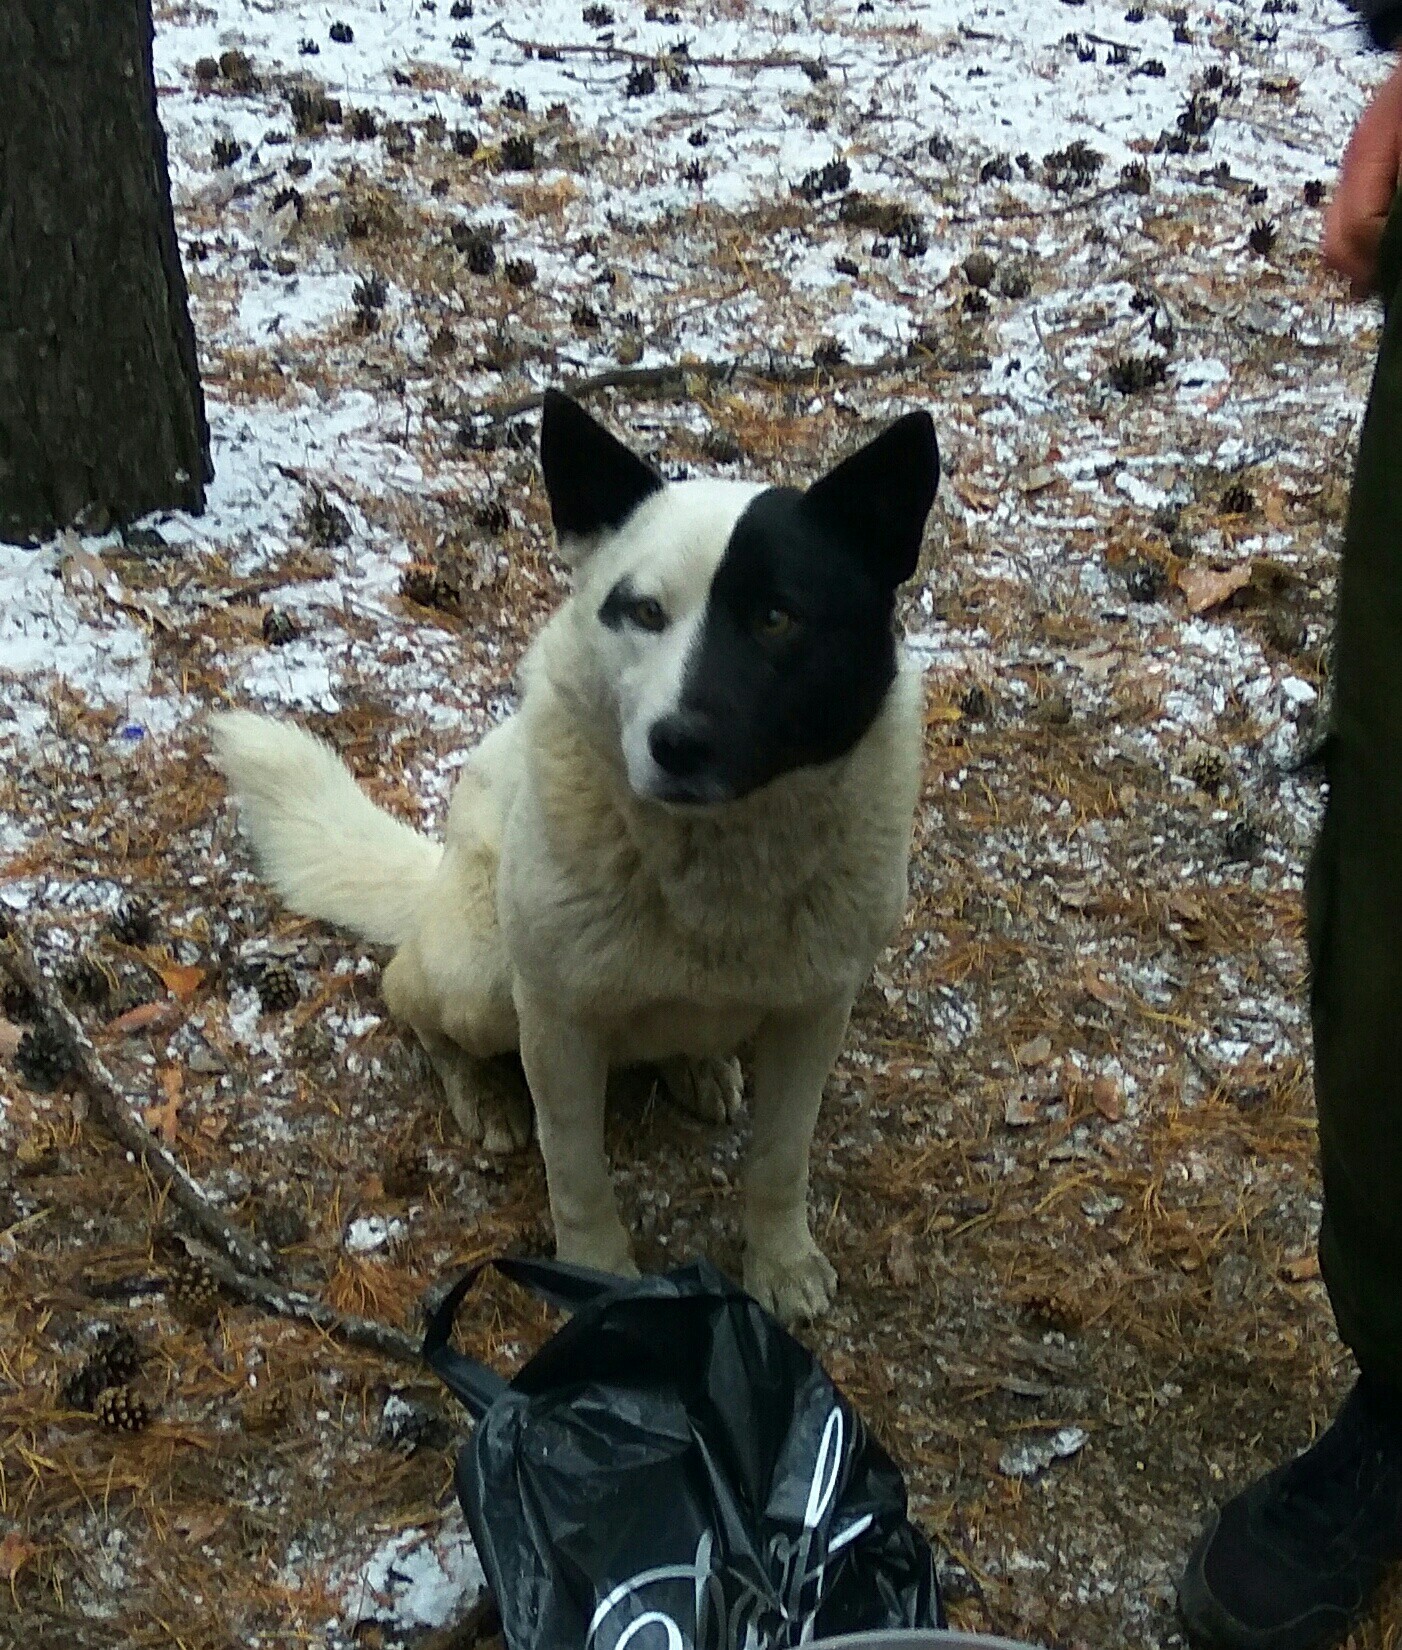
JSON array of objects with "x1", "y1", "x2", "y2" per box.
[
  {"x1": 629, "y1": 597, "x2": 668, "y2": 633},
  {"x1": 755, "y1": 606, "x2": 796, "y2": 640}
]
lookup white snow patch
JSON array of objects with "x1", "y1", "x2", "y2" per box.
[{"x1": 341, "y1": 1520, "x2": 486, "y2": 1633}]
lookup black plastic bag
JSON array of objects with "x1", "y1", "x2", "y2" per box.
[{"x1": 423, "y1": 1255, "x2": 943, "y2": 1650}]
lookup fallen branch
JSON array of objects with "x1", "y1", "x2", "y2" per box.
[
  {"x1": 469, "y1": 350, "x2": 923, "y2": 426},
  {"x1": 1, "y1": 919, "x2": 275, "y2": 1278},
  {"x1": 198, "y1": 1248, "x2": 423, "y2": 1365},
  {"x1": 498, "y1": 28, "x2": 825, "y2": 74}
]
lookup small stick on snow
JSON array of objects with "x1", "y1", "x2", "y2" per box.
[
  {"x1": 474, "y1": 351, "x2": 915, "y2": 426},
  {"x1": 0, "y1": 918, "x2": 275, "y2": 1278},
  {"x1": 499, "y1": 29, "x2": 828, "y2": 76}
]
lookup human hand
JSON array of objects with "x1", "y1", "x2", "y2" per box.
[{"x1": 1324, "y1": 57, "x2": 1402, "y2": 294}]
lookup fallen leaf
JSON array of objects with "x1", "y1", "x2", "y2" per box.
[
  {"x1": 145, "y1": 1067, "x2": 183, "y2": 1144},
  {"x1": 60, "y1": 539, "x2": 111, "y2": 590},
  {"x1": 1015, "y1": 1033, "x2": 1053, "y2": 1068},
  {"x1": 1004, "y1": 1093, "x2": 1042, "y2": 1128},
  {"x1": 952, "y1": 478, "x2": 998, "y2": 513},
  {"x1": 1168, "y1": 890, "x2": 1208, "y2": 925},
  {"x1": 106, "y1": 999, "x2": 180, "y2": 1037},
  {"x1": 0, "y1": 1529, "x2": 39, "y2": 1584},
  {"x1": 1176, "y1": 562, "x2": 1252, "y2": 615},
  {"x1": 156, "y1": 962, "x2": 206, "y2": 1002},
  {"x1": 1080, "y1": 963, "x2": 1125, "y2": 1009},
  {"x1": 1064, "y1": 645, "x2": 1120, "y2": 681},
  {"x1": 1281, "y1": 1254, "x2": 1321, "y2": 1283},
  {"x1": 0, "y1": 1017, "x2": 23, "y2": 1060},
  {"x1": 886, "y1": 1229, "x2": 919, "y2": 1288},
  {"x1": 115, "y1": 590, "x2": 176, "y2": 634},
  {"x1": 172, "y1": 1508, "x2": 228, "y2": 1545},
  {"x1": 1091, "y1": 1073, "x2": 1124, "y2": 1122}
]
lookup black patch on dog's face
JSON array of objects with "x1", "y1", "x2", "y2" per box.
[{"x1": 644, "y1": 410, "x2": 940, "y2": 806}]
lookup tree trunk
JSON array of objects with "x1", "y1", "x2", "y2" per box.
[{"x1": 0, "y1": 0, "x2": 211, "y2": 543}]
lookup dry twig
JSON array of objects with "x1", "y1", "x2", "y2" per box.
[
  {"x1": 498, "y1": 28, "x2": 825, "y2": 75},
  {"x1": 198, "y1": 1248, "x2": 423, "y2": 1364},
  {"x1": 1, "y1": 917, "x2": 276, "y2": 1277},
  {"x1": 473, "y1": 351, "x2": 917, "y2": 425}
]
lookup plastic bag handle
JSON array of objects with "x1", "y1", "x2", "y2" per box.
[{"x1": 422, "y1": 1255, "x2": 634, "y2": 1418}]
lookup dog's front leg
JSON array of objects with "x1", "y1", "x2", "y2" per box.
[
  {"x1": 515, "y1": 983, "x2": 637, "y2": 1277},
  {"x1": 743, "y1": 996, "x2": 853, "y2": 1324}
]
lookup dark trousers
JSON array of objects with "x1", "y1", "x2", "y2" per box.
[{"x1": 1310, "y1": 198, "x2": 1402, "y2": 1397}]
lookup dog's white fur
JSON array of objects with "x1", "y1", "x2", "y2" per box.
[{"x1": 211, "y1": 477, "x2": 923, "y2": 1322}]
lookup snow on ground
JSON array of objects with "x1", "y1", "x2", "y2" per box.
[{"x1": 1, "y1": 2, "x2": 1396, "y2": 1648}]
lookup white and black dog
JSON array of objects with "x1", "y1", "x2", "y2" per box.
[{"x1": 211, "y1": 392, "x2": 939, "y2": 1322}]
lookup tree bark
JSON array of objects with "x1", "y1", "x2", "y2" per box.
[{"x1": 0, "y1": 0, "x2": 211, "y2": 542}]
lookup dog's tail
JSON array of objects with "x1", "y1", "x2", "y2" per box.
[{"x1": 209, "y1": 711, "x2": 441, "y2": 948}]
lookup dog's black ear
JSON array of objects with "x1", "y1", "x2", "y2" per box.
[
  {"x1": 540, "y1": 390, "x2": 663, "y2": 553},
  {"x1": 802, "y1": 410, "x2": 940, "y2": 588}
]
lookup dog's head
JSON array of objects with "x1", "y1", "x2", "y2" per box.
[{"x1": 539, "y1": 391, "x2": 940, "y2": 808}]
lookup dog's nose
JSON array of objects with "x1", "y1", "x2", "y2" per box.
[{"x1": 648, "y1": 713, "x2": 713, "y2": 779}]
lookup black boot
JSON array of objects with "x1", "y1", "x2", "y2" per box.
[{"x1": 1178, "y1": 1378, "x2": 1402, "y2": 1650}]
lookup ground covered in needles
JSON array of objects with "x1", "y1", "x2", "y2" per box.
[{"x1": 2, "y1": 1, "x2": 1399, "y2": 1646}]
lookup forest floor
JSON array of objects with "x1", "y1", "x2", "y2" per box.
[{"x1": 2, "y1": 1, "x2": 1399, "y2": 1647}]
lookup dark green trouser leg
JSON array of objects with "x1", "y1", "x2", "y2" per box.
[{"x1": 1310, "y1": 195, "x2": 1402, "y2": 1398}]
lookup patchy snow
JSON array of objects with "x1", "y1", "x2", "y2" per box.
[
  {"x1": 1, "y1": 0, "x2": 1391, "y2": 1646},
  {"x1": 345, "y1": 1215, "x2": 406, "y2": 1253},
  {"x1": 340, "y1": 1519, "x2": 486, "y2": 1632}
]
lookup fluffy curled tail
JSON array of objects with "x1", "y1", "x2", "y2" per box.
[{"x1": 208, "y1": 711, "x2": 441, "y2": 947}]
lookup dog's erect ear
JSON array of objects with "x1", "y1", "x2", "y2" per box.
[
  {"x1": 802, "y1": 409, "x2": 940, "y2": 588},
  {"x1": 540, "y1": 390, "x2": 663, "y2": 554}
]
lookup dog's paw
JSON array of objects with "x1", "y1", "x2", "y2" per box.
[
  {"x1": 479, "y1": 1086, "x2": 533, "y2": 1155},
  {"x1": 438, "y1": 1053, "x2": 533, "y2": 1155},
  {"x1": 660, "y1": 1054, "x2": 744, "y2": 1126},
  {"x1": 744, "y1": 1240, "x2": 838, "y2": 1324}
]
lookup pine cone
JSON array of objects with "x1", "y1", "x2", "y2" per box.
[
  {"x1": 262, "y1": 607, "x2": 300, "y2": 646},
  {"x1": 398, "y1": 562, "x2": 459, "y2": 612},
  {"x1": 383, "y1": 1144, "x2": 430, "y2": 1199},
  {"x1": 1264, "y1": 605, "x2": 1307, "y2": 657},
  {"x1": 1223, "y1": 816, "x2": 1265, "y2": 864},
  {"x1": 254, "y1": 1199, "x2": 310, "y2": 1251},
  {"x1": 95, "y1": 1385, "x2": 151, "y2": 1433},
  {"x1": 1185, "y1": 745, "x2": 1229, "y2": 793},
  {"x1": 90, "y1": 1325, "x2": 142, "y2": 1386},
  {"x1": 16, "y1": 1019, "x2": 77, "y2": 1091},
  {"x1": 109, "y1": 898, "x2": 156, "y2": 946},
  {"x1": 167, "y1": 1256, "x2": 221, "y2": 1323},
  {"x1": 1124, "y1": 560, "x2": 1165, "y2": 604},
  {"x1": 1, "y1": 970, "x2": 36, "y2": 1022},
  {"x1": 61, "y1": 950, "x2": 115, "y2": 1008},
  {"x1": 1247, "y1": 217, "x2": 1277, "y2": 257},
  {"x1": 239, "y1": 1384, "x2": 290, "y2": 1436},
  {"x1": 253, "y1": 959, "x2": 300, "y2": 1013},
  {"x1": 377, "y1": 1393, "x2": 450, "y2": 1454},
  {"x1": 62, "y1": 1327, "x2": 143, "y2": 1411},
  {"x1": 959, "y1": 683, "x2": 992, "y2": 720}
]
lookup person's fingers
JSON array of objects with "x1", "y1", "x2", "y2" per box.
[
  {"x1": 1323, "y1": 126, "x2": 1399, "y2": 286},
  {"x1": 1324, "y1": 195, "x2": 1389, "y2": 291},
  {"x1": 1323, "y1": 62, "x2": 1402, "y2": 292}
]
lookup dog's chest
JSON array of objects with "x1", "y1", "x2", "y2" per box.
[{"x1": 511, "y1": 798, "x2": 901, "y2": 1018}]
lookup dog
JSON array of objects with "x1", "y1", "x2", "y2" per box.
[{"x1": 211, "y1": 391, "x2": 939, "y2": 1322}]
